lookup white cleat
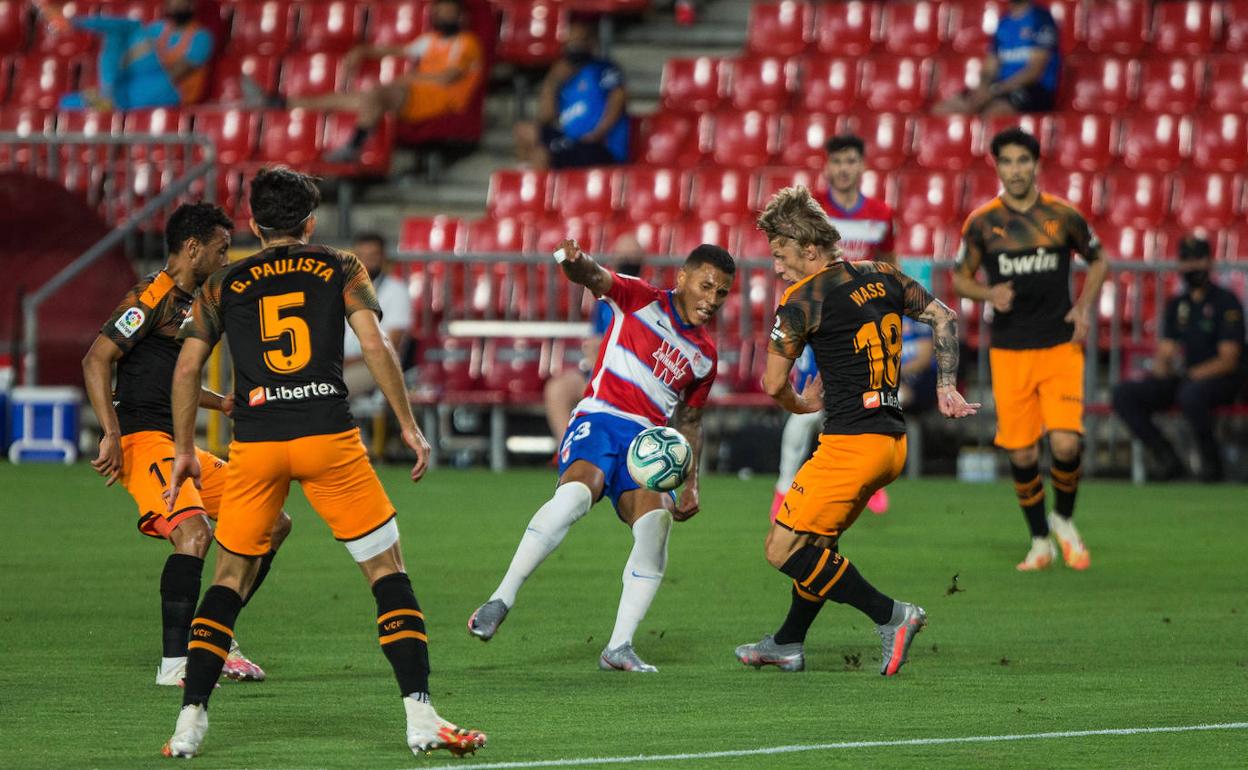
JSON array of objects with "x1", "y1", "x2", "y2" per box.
[
  {"x1": 1016, "y1": 536, "x2": 1058, "y2": 572},
  {"x1": 155, "y1": 657, "x2": 187, "y2": 686},
  {"x1": 161, "y1": 704, "x2": 208, "y2": 758},
  {"x1": 404, "y1": 696, "x2": 487, "y2": 758},
  {"x1": 1047, "y1": 512, "x2": 1091, "y2": 570}
]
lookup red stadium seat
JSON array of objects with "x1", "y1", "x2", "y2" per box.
[
  {"x1": 1149, "y1": 0, "x2": 1217, "y2": 55},
  {"x1": 279, "y1": 52, "x2": 342, "y2": 98},
  {"x1": 1120, "y1": 114, "x2": 1187, "y2": 172},
  {"x1": 208, "y1": 53, "x2": 281, "y2": 102},
  {"x1": 879, "y1": 1, "x2": 944, "y2": 57},
  {"x1": 1045, "y1": 0, "x2": 1086, "y2": 53},
  {"x1": 1221, "y1": 223, "x2": 1248, "y2": 262},
  {"x1": 1137, "y1": 58, "x2": 1202, "y2": 114},
  {"x1": 34, "y1": 1, "x2": 98, "y2": 58},
  {"x1": 122, "y1": 107, "x2": 190, "y2": 162},
  {"x1": 482, "y1": 338, "x2": 549, "y2": 398},
  {"x1": 601, "y1": 220, "x2": 671, "y2": 256},
  {"x1": 977, "y1": 114, "x2": 1045, "y2": 154},
  {"x1": 933, "y1": 54, "x2": 987, "y2": 103},
  {"x1": 189, "y1": 108, "x2": 258, "y2": 165},
  {"x1": 634, "y1": 112, "x2": 704, "y2": 167},
  {"x1": 1190, "y1": 113, "x2": 1248, "y2": 172},
  {"x1": 755, "y1": 167, "x2": 821, "y2": 209},
  {"x1": 856, "y1": 168, "x2": 889, "y2": 202},
  {"x1": 669, "y1": 217, "x2": 736, "y2": 256},
  {"x1": 105, "y1": 0, "x2": 163, "y2": 22},
  {"x1": 496, "y1": 0, "x2": 566, "y2": 67},
  {"x1": 728, "y1": 55, "x2": 793, "y2": 112},
  {"x1": 688, "y1": 167, "x2": 756, "y2": 225},
  {"x1": 10, "y1": 56, "x2": 77, "y2": 110},
  {"x1": 349, "y1": 55, "x2": 413, "y2": 90},
  {"x1": 893, "y1": 170, "x2": 960, "y2": 227},
  {"x1": 619, "y1": 166, "x2": 686, "y2": 225},
  {"x1": 946, "y1": 0, "x2": 1005, "y2": 54},
  {"x1": 1064, "y1": 55, "x2": 1136, "y2": 113},
  {"x1": 961, "y1": 166, "x2": 1002, "y2": 214},
  {"x1": 1172, "y1": 172, "x2": 1242, "y2": 231},
  {"x1": 255, "y1": 109, "x2": 322, "y2": 166},
  {"x1": 531, "y1": 216, "x2": 599, "y2": 258},
  {"x1": 0, "y1": 0, "x2": 26, "y2": 55},
  {"x1": 1226, "y1": 0, "x2": 1248, "y2": 53},
  {"x1": 734, "y1": 222, "x2": 772, "y2": 259},
  {"x1": 369, "y1": 0, "x2": 425, "y2": 48},
  {"x1": 706, "y1": 109, "x2": 774, "y2": 168},
  {"x1": 0, "y1": 106, "x2": 53, "y2": 167},
  {"x1": 1101, "y1": 170, "x2": 1173, "y2": 228},
  {"x1": 1084, "y1": 0, "x2": 1148, "y2": 55},
  {"x1": 813, "y1": 0, "x2": 876, "y2": 56},
  {"x1": 660, "y1": 56, "x2": 726, "y2": 114},
  {"x1": 895, "y1": 222, "x2": 953, "y2": 259},
  {"x1": 746, "y1": 1, "x2": 811, "y2": 57},
  {"x1": 1206, "y1": 56, "x2": 1248, "y2": 114},
  {"x1": 297, "y1": 0, "x2": 365, "y2": 52},
  {"x1": 230, "y1": 1, "x2": 299, "y2": 56},
  {"x1": 487, "y1": 169, "x2": 549, "y2": 221},
  {"x1": 799, "y1": 57, "x2": 858, "y2": 113},
  {"x1": 549, "y1": 167, "x2": 619, "y2": 222},
  {"x1": 845, "y1": 112, "x2": 911, "y2": 172},
  {"x1": 319, "y1": 111, "x2": 393, "y2": 175},
  {"x1": 463, "y1": 217, "x2": 531, "y2": 254},
  {"x1": 913, "y1": 114, "x2": 976, "y2": 171},
  {"x1": 775, "y1": 111, "x2": 845, "y2": 170},
  {"x1": 1037, "y1": 166, "x2": 1101, "y2": 217},
  {"x1": 1094, "y1": 222, "x2": 1159, "y2": 260},
  {"x1": 1046, "y1": 113, "x2": 1118, "y2": 172},
  {"x1": 860, "y1": 57, "x2": 932, "y2": 114},
  {"x1": 55, "y1": 108, "x2": 122, "y2": 167},
  {"x1": 399, "y1": 215, "x2": 463, "y2": 253}
]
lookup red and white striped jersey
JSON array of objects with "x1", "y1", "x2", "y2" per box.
[
  {"x1": 574, "y1": 271, "x2": 718, "y2": 427},
  {"x1": 821, "y1": 191, "x2": 896, "y2": 262}
]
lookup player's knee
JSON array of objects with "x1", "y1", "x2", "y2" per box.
[
  {"x1": 270, "y1": 511, "x2": 293, "y2": 549},
  {"x1": 1008, "y1": 445, "x2": 1039, "y2": 467},
  {"x1": 629, "y1": 509, "x2": 672, "y2": 575},
  {"x1": 764, "y1": 534, "x2": 796, "y2": 570},
  {"x1": 1048, "y1": 433, "x2": 1081, "y2": 462},
  {"x1": 172, "y1": 515, "x2": 213, "y2": 557}
]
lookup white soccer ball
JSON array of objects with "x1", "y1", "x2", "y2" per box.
[{"x1": 626, "y1": 426, "x2": 693, "y2": 492}]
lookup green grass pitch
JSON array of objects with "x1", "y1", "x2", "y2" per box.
[{"x1": 1, "y1": 464, "x2": 1245, "y2": 769}]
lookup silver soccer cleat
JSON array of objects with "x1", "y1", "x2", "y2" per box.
[
  {"x1": 734, "y1": 634, "x2": 806, "y2": 672},
  {"x1": 598, "y1": 643, "x2": 658, "y2": 673},
  {"x1": 467, "y1": 599, "x2": 509, "y2": 642},
  {"x1": 876, "y1": 601, "x2": 927, "y2": 676}
]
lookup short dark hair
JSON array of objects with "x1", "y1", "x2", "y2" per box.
[
  {"x1": 825, "y1": 133, "x2": 865, "y2": 156},
  {"x1": 683, "y1": 244, "x2": 736, "y2": 277},
  {"x1": 165, "y1": 202, "x2": 232, "y2": 255},
  {"x1": 1179, "y1": 236, "x2": 1212, "y2": 261},
  {"x1": 990, "y1": 127, "x2": 1041, "y2": 161},
  {"x1": 353, "y1": 231, "x2": 387, "y2": 253},
  {"x1": 249, "y1": 167, "x2": 322, "y2": 238}
]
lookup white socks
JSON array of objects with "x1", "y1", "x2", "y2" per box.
[
  {"x1": 775, "y1": 410, "x2": 823, "y2": 494},
  {"x1": 607, "y1": 509, "x2": 673, "y2": 650},
  {"x1": 490, "y1": 482, "x2": 593, "y2": 607}
]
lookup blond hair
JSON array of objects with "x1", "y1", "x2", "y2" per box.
[{"x1": 755, "y1": 185, "x2": 842, "y2": 257}]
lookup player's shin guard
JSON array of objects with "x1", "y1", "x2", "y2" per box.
[
  {"x1": 1050, "y1": 455, "x2": 1081, "y2": 520},
  {"x1": 774, "y1": 583, "x2": 825, "y2": 645},
  {"x1": 183, "y1": 585, "x2": 243, "y2": 707},
  {"x1": 607, "y1": 509, "x2": 672, "y2": 649},
  {"x1": 373, "y1": 572, "x2": 430, "y2": 698},
  {"x1": 490, "y1": 481, "x2": 593, "y2": 606},
  {"x1": 160, "y1": 554, "x2": 204, "y2": 658},
  {"x1": 780, "y1": 547, "x2": 894, "y2": 625},
  {"x1": 1009, "y1": 461, "x2": 1049, "y2": 537},
  {"x1": 241, "y1": 549, "x2": 277, "y2": 608}
]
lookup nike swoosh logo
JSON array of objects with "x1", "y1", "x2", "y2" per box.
[{"x1": 630, "y1": 571, "x2": 660, "y2": 580}]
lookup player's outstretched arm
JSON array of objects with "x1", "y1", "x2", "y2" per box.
[
  {"x1": 165, "y1": 337, "x2": 211, "y2": 510},
  {"x1": 198, "y1": 388, "x2": 233, "y2": 415},
  {"x1": 349, "y1": 308, "x2": 431, "y2": 482},
  {"x1": 554, "y1": 238, "x2": 614, "y2": 298},
  {"x1": 82, "y1": 335, "x2": 125, "y2": 486},
  {"x1": 914, "y1": 298, "x2": 980, "y2": 419},
  {"x1": 670, "y1": 402, "x2": 704, "y2": 521}
]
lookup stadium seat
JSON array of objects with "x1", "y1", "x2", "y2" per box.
[
  {"x1": 549, "y1": 167, "x2": 619, "y2": 222},
  {"x1": 399, "y1": 215, "x2": 463, "y2": 253},
  {"x1": 106, "y1": 0, "x2": 162, "y2": 22},
  {"x1": 1044, "y1": 0, "x2": 1086, "y2": 53},
  {"x1": 619, "y1": 166, "x2": 685, "y2": 225},
  {"x1": 913, "y1": 114, "x2": 976, "y2": 171},
  {"x1": 531, "y1": 216, "x2": 599, "y2": 258},
  {"x1": 368, "y1": 0, "x2": 425, "y2": 48},
  {"x1": 55, "y1": 108, "x2": 122, "y2": 166},
  {"x1": 280, "y1": 52, "x2": 343, "y2": 98},
  {"x1": 1093, "y1": 222, "x2": 1158, "y2": 261},
  {"x1": 318, "y1": 111, "x2": 393, "y2": 175},
  {"x1": 845, "y1": 112, "x2": 911, "y2": 171},
  {"x1": 813, "y1": 0, "x2": 877, "y2": 56},
  {"x1": 755, "y1": 166, "x2": 821, "y2": 208},
  {"x1": 1120, "y1": 113, "x2": 1187, "y2": 172},
  {"x1": 669, "y1": 217, "x2": 736, "y2": 257},
  {"x1": 496, "y1": 0, "x2": 566, "y2": 67},
  {"x1": 977, "y1": 114, "x2": 1045, "y2": 153},
  {"x1": 1190, "y1": 113, "x2": 1248, "y2": 172},
  {"x1": 122, "y1": 107, "x2": 190, "y2": 162},
  {"x1": 1037, "y1": 165, "x2": 1101, "y2": 217},
  {"x1": 878, "y1": 1, "x2": 944, "y2": 57},
  {"x1": 1206, "y1": 56, "x2": 1248, "y2": 114},
  {"x1": 1149, "y1": 0, "x2": 1217, "y2": 55},
  {"x1": 0, "y1": 106, "x2": 53, "y2": 167},
  {"x1": 1137, "y1": 58, "x2": 1202, "y2": 114},
  {"x1": 895, "y1": 222, "x2": 952, "y2": 259},
  {"x1": 230, "y1": 0, "x2": 299, "y2": 56},
  {"x1": 859, "y1": 56, "x2": 932, "y2": 114},
  {"x1": 1221, "y1": 222, "x2": 1248, "y2": 261},
  {"x1": 1064, "y1": 55, "x2": 1136, "y2": 113},
  {"x1": 9, "y1": 56, "x2": 75, "y2": 111},
  {"x1": 728, "y1": 55, "x2": 793, "y2": 112},
  {"x1": 961, "y1": 166, "x2": 1002, "y2": 214},
  {"x1": 349, "y1": 54, "x2": 413, "y2": 90},
  {"x1": 799, "y1": 57, "x2": 858, "y2": 113},
  {"x1": 1046, "y1": 113, "x2": 1118, "y2": 172},
  {"x1": 1172, "y1": 172, "x2": 1242, "y2": 231},
  {"x1": 1225, "y1": 0, "x2": 1248, "y2": 53},
  {"x1": 463, "y1": 217, "x2": 531, "y2": 254},
  {"x1": 856, "y1": 168, "x2": 889, "y2": 202},
  {"x1": 297, "y1": 0, "x2": 365, "y2": 52},
  {"x1": 254, "y1": 109, "x2": 322, "y2": 166},
  {"x1": 1101, "y1": 170, "x2": 1173, "y2": 228},
  {"x1": 734, "y1": 222, "x2": 772, "y2": 259},
  {"x1": 933, "y1": 53, "x2": 987, "y2": 103},
  {"x1": 706, "y1": 109, "x2": 774, "y2": 168},
  {"x1": 207, "y1": 53, "x2": 281, "y2": 102},
  {"x1": 893, "y1": 170, "x2": 960, "y2": 227},
  {"x1": 660, "y1": 56, "x2": 726, "y2": 114},
  {"x1": 746, "y1": 1, "x2": 811, "y2": 58},
  {"x1": 688, "y1": 168, "x2": 756, "y2": 225},
  {"x1": 775, "y1": 111, "x2": 845, "y2": 170},
  {"x1": 482, "y1": 338, "x2": 549, "y2": 399},
  {"x1": 190, "y1": 108, "x2": 258, "y2": 165},
  {"x1": 34, "y1": 1, "x2": 98, "y2": 58},
  {"x1": 0, "y1": 0, "x2": 26, "y2": 55},
  {"x1": 634, "y1": 112, "x2": 704, "y2": 167},
  {"x1": 1083, "y1": 0, "x2": 1148, "y2": 56},
  {"x1": 946, "y1": 0, "x2": 1005, "y2": 54},
  {"x1": 487, "y1": 169, "x2": 549, "y2": 221},
  {"x1": 601, "y1": 220, "x2": 671, "y2": 256}
]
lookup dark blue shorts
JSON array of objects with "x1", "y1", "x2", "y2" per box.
[{"x1": 557, "y1": 411, "x2": 670, "y2": 513}]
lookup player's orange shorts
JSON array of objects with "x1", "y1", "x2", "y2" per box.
[
  {"x1": 214, "y1": 428, "x2": 394, "y2": 557},
  {"x1": 776, "y1": 433, "x2": 907, "y2": 539},
  {"x1": 120, "y1": 431, "x2": 226, "y2": 539},
  {"x1": 989, "y1": 342, "x2": 1084, "y2": 450}
]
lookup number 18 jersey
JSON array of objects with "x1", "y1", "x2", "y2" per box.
[
  {"x1": 769, "y1": 260, "x2": 935, "y2": 435},
  {"x1": 180, "y1": 243, "x2": 382, "y2": 442}
]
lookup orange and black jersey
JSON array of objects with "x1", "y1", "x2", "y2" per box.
[
  {"x1": 957, "y1": 193, "x2": 1101, "y2": 350},
  {"x1": 102, "y1": 271, "x2": 195, "y2": 436},
  {"x1": 769, "y1": 261, "x2": 936, "y2": 436},
  {"x1": 179, "y1": 244, "x2": 381, "y2": 442}
]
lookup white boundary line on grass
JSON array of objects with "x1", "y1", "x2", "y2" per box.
[{"x1": 417, "y1": 721, "x2": 1248, "y2": 769}]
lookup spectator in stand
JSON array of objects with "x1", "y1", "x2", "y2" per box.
[
  {"x1": 819, "y1": 134, "x2": 897, "y2": 266},
  {"x1": 38, "y1": 0, "x2": 214, "y2": 111},
  {"x1": 934, "y1": 0, "x2": 1060, "y2": 116},
  {"x1": 342, "y1": 232, "x2": 412, "y2": 398},
  {"x1": 543, "y1": 233, "x2": 644, "y2": 441},
  {"x1": 245, "y1": 0, "x2": 484, "y2": 163},
  {"x1": 514, "y1": 19, "x2": 630, "y2": 170},
  {"x1": 1111, "y1": 237, "x2": 1245, "y2": 482}
]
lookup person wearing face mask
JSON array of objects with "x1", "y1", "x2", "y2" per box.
[
  {"x1": 513, "y1": 19, "x2": 629, "y2": 170},
  {"x1": 38, "y1": 0, "x2": 214, "y2": 111},
  {"x1": 1112, "y1": 237, "x2": 1246, "y2": 482},
  {"x1": 342, "y1": 233, "x2": 412, "y2": 398},
  {"x1": 254, "y1": 0, "x2": 484, "y2": 163}
]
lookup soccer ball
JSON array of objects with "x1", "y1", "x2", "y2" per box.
[{"x1": 626, "y1": 426, "x2": 693, "y2": 492}]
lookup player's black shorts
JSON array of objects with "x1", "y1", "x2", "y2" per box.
[
  {"x1": 541, "y1": 126, "x2": 621, "y2": 169},
  {"x1": 1002, "y1": 83, "x2": 1055, "y2": 113}
]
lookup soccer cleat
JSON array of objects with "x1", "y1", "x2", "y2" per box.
[
  {"x1": 161, "y1": 704, "x2": 208, "y2": 758},
  {"x1": 1016, "y1": 536, "x2": 1058, "y2": 572},
  {"x1": 734, "y1": 634, "x2": 805, "y2": 672},
  {"x1": 404, "y1": 697, "x2": 487, "y2": 757},
  {"x1": 155, "y1": 657, "x2": 186, "y2": 687},
  {"x1": 866, "y1": 487, "x2": 890, "y2": 515},
  {"x1": 467, "y1": 599, "x2": 509, "y2": 641},
  {"x1": 598, "y1": 643, "x2": 658, "y2": 673},
  {"x1": 876, "y1": 601, "x2": 927, "y2": 676},
  {"x1": 1047, "y1": 512, "x2": 1091, "y2": 570},
  {"x1": 222, "y1": 639, "x2": 266, "y2": 682}
]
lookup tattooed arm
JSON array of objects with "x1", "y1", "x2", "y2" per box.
[
  {"x1": 893, "y1": 266, "x2": 981, "y2": 419},
  {"x1": 669, "y1": 402, "x2": 704, "y2": 521},
  {"x1": 554, "y1": 238, "x2": 614, "y2": 298}
]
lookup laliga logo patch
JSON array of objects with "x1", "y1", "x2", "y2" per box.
[
  {"x1": 248, "y1": 387, "x2": 267, "y2": 407},
  {"x1": 113, "y1": 307, "x2": 146, "y2": 338},
  {"x1": 862, "y1": 391, "x2": 881, "y2": 409}
]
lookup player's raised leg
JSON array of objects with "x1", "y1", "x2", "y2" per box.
[{"x1": 600, "y1": 488, "x2": 673, "y2": 673}]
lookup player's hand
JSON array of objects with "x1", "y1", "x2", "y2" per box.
[
  {"x1": 1065, "y1": 304, "x2": 1092, "y2": 344},
  {"x1": 91, "y1": 433, "x2": 124, "y2": 487},
  {"x1": 555, "y1": 238, "x2": 584, "y2": 263},
  {"x1": 220, "y1": 393, "x2": 235, "y2": 417},
  {"x1": 163, "y1": 452, "x2": 202, "y2": 512},
  {"x1": 937, "y1": 386, "x2": 981, "y2": 419},
  {"x1": 988, "y1": 281, "x2": 1014, "y2": 312},
  {"x1": 796, "y1": 375, "x2": 823, "y2": 414},
  {"x1": 673, "y1": 484, "x2": 700, "y2": 521},
  {"x1": 402, "y1": 426, "x2": 431, "y2": 482}
]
